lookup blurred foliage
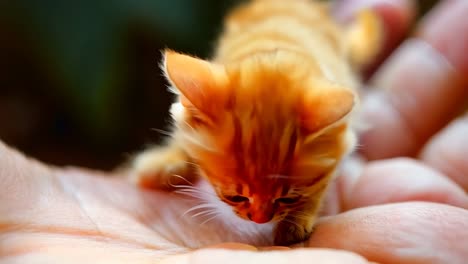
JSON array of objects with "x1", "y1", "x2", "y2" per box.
[
  {"x1": 1, "y1": 0, "x2": 237, "y2": 139},
  {"x1": 0, "y1": 0, "x2": 238, "y2": 168},
  {"x1": 0, "y1": 0, "x2": 438, "y2": 169}
]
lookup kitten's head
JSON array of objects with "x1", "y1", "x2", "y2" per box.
[{"x1": 163, "y1": 50, "x2": 356, "y2": 223}]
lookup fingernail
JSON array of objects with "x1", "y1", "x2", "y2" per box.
[
  {"x1": 369, "y1": 38, "x2": 457, "y2": 124},
  {"x1": 362, "y1": 39, "x2": 458, "y2": 158},
  {"x1": 417, "y1": 1, "x2": 468, "y2": 74},
  {"x1": 371, "y1": 38, "x2": 454, "y2": 92},
  {"x1": 361, "y1": 38, "x2": 468, "y2": 159}
]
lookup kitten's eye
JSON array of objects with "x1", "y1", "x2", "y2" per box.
[
  {"x1": 225, "y1": 195, "x2": 249, "y2": 203},
  {"x1": 275, "y1": 196, "x2": 300, "y2": 204}
]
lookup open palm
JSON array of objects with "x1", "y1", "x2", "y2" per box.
[
  {"x1": 2, "y1": 133, "x2": 467, "y2": 264},
  {"x1": 2, "y1": 150, "x2": 286, "y2": 260}
]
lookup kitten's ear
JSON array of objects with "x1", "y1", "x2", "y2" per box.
[
  {"x1": 163, "y1": 50, "x2": 229, "y2": 119},
  {"x1": 301, "y1": 79, "x2": 355, "y2": 133}
]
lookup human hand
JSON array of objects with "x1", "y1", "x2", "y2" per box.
[
  {"x1": 0, "y1": 138, "x2": 378, "y2": 264},
  {"x1": 329, "y1": 0, "x2": 468, "y2": 209},
  {"x1": 312, "y1": 1, "x2": 468, "y2": 264},
  {"x1": 1, "y1": 1, "x2": 468, "y2": 264}
]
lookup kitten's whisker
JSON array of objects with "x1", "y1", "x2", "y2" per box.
[
  {"x1": 183, "y1": 203, "x2": 217, "y2": 216},
  {"x1": 172, "y1": 184, "x2": 197, "y2": 189},
  {"x1": 200, "y1": 213, "x2": 220, "y2": 226},
  {"x1": 173, "y1": 188, "x2": 200, "y2": 195},
  {"x1": 150, "y1": 128, "x2": 172, "y2": 136},
  {"x1": 180, "y1": 134, "x2": 217, "y2": 152},
  {"x1": 167, "y1": 85, "x2": 179, "y2": 95},
  {"x1": 169, "y1": 174, "x2": 194, "y2": 186},
  {"x1": 174, "y1": 188, "x2": 217, "y2": 201},
  {"x1": 174, "y1": 187, "x2": 213, "y2": 196},
  {"x1": 174, "y1": 190, "x2": 207, "y2": 200},
  {"x1": 173, "y1": 185, "x2": 218, "y2": 198},
  {"x1": 172, "y1": 185, "x2": 209, "y2": 193},
  {"x1": 183, "y1": 121, "x2": 196, "y2": 133},
  {"x1": 184, "y1": 161, "x2": 200, "y2": 167},
  {"x1": 175, "y1": 193, "x2": 204, "y2": 200},
  {"x1": 174, "y1": 189, "x2": 206, "y2": 196},
  {"x1": 191, "y1": 209, "x2": 218, "y2": 219}
]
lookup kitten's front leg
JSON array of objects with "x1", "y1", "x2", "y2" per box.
[
  {"x1": 274, "y1": 194, "x2": 326, "y2": 246},
  {"x1": 129, "y1": 144, "x2": 196, "y2": 190},
  {"x1": 274, "y1": 213, "x2": 316, "y2": 246}
]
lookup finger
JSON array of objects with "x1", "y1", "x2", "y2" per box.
[
  {"x1": 258, "y1": 246, "x2": 291, "y2": 251},
  {"x1": 308, "y1": 202, "x2": 468, "y2": 264},
  {"x1": 359, "y1": 1, "x2": 468, "y2": 159},
  {"x1": 420, "y1": 114, "x2": 468, "y2": 191},
  {"x1": 340, "y1": 158, "x2": 467, "y2": 211},
  {"x1": 321, "y1": 176, "x2": 342, "y2": 216},
  {"x1": 204, "y1": 243, "x2": 258, "y2": 251},
  {"x1": 159, "y1": 248, "x2": 371, "y2": 264},
  {"x1": 417, "y1": 1, "x2": 468, "y2": 75},
  {"x1": 332, "y1": 0, "x2": 416, "y2": 75}
]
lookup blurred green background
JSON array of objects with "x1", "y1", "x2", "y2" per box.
[{"x1": 0, "y1": 0, "x2": 437, "y2": 170}]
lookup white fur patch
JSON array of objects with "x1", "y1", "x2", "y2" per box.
[
  {"x1": 194, "y1": 179, "x2": 276, "y2": 245},
  {"x1": 170, "y1": 102, "x2": 185, "y2": 122}
]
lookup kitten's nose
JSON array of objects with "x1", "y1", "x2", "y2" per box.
[
  {"x1": 248, "y1": 211, "x2": 273, "y2": 224},
  {"x1": 249, "y1": 197, "x2": 274, "y2": 223}
]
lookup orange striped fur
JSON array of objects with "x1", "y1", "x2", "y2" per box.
[{"x1": 130, "y1": 0, "x2": 381, "y2": 245}]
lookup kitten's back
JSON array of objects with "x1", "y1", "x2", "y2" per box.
[{"x1": 214, "y1": 0, "x2": 358, "y2": 89}]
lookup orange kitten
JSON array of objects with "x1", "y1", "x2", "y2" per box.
[{"x1": 130, "y1": 0, "x2": 381, "y2": 245}]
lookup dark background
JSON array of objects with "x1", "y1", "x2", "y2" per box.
[{"x1": 0, "y1": 0, "x2": 438, "y2": 170}]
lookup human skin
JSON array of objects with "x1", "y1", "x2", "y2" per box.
[{"x1": 1, "y1": 0, "x2": 468, "y2": 263}]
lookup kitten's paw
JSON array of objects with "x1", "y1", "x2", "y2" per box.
[
  {"x1": 274, "y1": 220, "x2": 313, "y2": 246},
  {"x1": 346, "y1": 9, "x2": 383, "y2": 68},
  {"x1": 129, "y1": 147, "x2": 193, "y2": 190}
]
